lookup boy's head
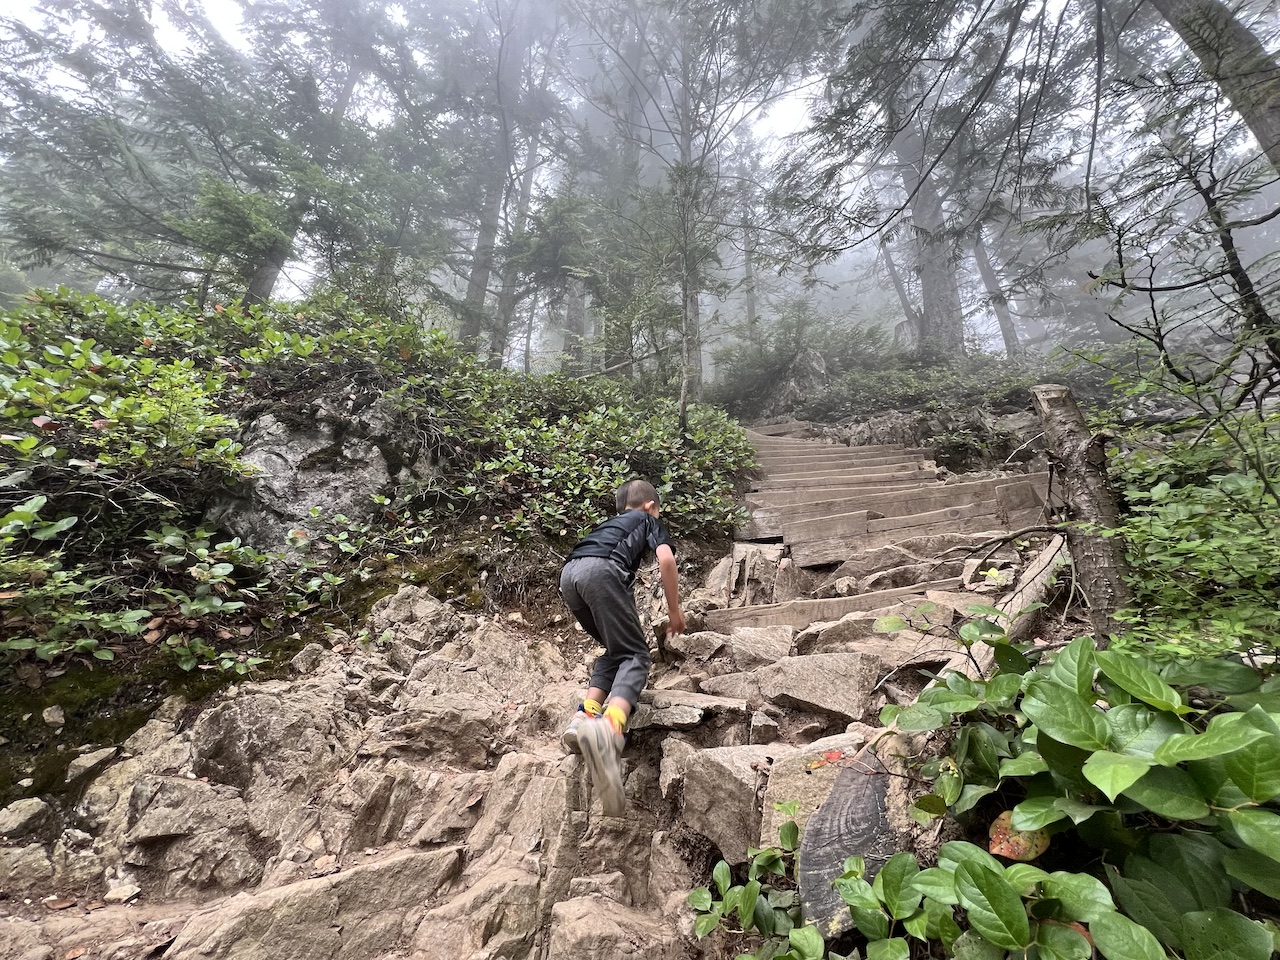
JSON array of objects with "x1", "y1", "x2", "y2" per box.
[{"x1": 616, "y1": 478, "x2": 660, "y2": 516}]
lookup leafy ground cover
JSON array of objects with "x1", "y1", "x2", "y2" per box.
[{"x1": 0, "y1": 290, "x2": 755, "y2": 678}]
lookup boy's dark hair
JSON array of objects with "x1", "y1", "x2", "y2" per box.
[{"x1": 616, "y1": 478, "x2": 660, "y2": 513}]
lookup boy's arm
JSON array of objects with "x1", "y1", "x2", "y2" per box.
[{"x1": 655, "y1": 544, "x2": 685, "y2": 636}]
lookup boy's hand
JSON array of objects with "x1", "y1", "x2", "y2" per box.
[{"x1": 668, "y1": 607, "x2": 686, "y2": 637}]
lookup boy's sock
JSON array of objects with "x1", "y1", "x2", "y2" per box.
[
  {"x1": 582, "y1": 699, "x2": 603, "y2": 718},
  {"x1": 603, "y1": 705, "x2": 627, "y2": 736}
]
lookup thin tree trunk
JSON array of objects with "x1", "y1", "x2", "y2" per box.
[
  {"x1": 743, "y1": 211, "x2": 759, "y2": 343},
  {"x1": 880, "y1": 240, "x2": 921, "y2": 343},
  {"x1": 561, "y1": 278, "x2": 587, "y2": 375},
  {"x1": 459, "y1": 178, "x2": 504, "y2": 345},
  {"x1": 972, "y1": 230, "x2": 1022, "y2": 360},
  {"x1": 489, "y1": 129, "x2": 542, "y2": 365},
  {"x1": 895, "y1": 122, "x2": 964, "y2": 354},
  {"x1": 522, "y1": 290, "x2": 538, "y2": 375},
  {"x1": 1146, "y1": 0, "x2": 1280, "y2": 167},
  {"x1": 1030, "y1": 384, "x2": 1133, "y2": 645}
]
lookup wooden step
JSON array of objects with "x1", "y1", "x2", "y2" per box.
[
  {"x1": 749, "y1": 421, "x2": 816, "y2": 437},
  {"x1": 756, "y1": 450, "x2": 928, "y2": 469},
  {"x1": 751, "y1": 468, "x2": 938, "y2": 492},
  {"x1": 703, "y1": 579, "x2": 964, "y2": 631},
  {"x1": 763, "y1": 460, "x2": 931, "y2": 482}
]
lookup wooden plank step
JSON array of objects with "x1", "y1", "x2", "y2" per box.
[
  {"x1": 752, "y1": 468, "x2": 938, "y2": 491},
  {"x1": 790, "y1": 507, "x2": 1043, "y2": 568},
  {"x1": 744, "y1": 480, "x2": 941, "y2": 509},
  {"x1": 759, "y1": 454, "x2": 929, "y2": 474},
  {"x1": 756, "y1": 449, "x2": 928, "y2": 467},
  {"x1": 703, "y1": 579, "x2": 964, "y2": 631},
  {"x1": 764, "y1": 460, "x2": 930, "y2": 482},
  {"x1": 745, "y1": 473, "x2": 1051, "y2": 539},
  {"x1": 750, "y1": 421, "x2": 816, "y2": 437}
]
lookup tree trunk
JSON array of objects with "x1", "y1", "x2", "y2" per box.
[
  {"x1": 1146, "y1": 0, "x2": 1280, "y2": 167},
  {"x1": 560, "y1": 277, "x2": 587, "y2": 375},
  {"x1": 972, "y1": 230, "x2": 1023, "y2": 360},
  {"x1": 458, "y1": 178, "x2": 504, "y2": 345},
  {"x1": 743, "y1": 211, "x2": 759, "y2": 344},
  {"x1": 880, "y1": 240, "x2": 921, "y2": 343},
  {"x1": 895, "y1": 122, "x2": 965, "y2": 354},
  {"x1": 489, "y1": 129, "x2": 542, "y2": 366},
  {"x1": 1029, "y1": 384, "x2": 1133, "y2": 645}
]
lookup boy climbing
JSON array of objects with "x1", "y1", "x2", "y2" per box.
[{"x1": 559, "y1": 478, "x2": 686, "y2": 815}]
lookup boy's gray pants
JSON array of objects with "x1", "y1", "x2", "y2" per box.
[{"x1": 560, "y1": 556, "x2": 652, "y2": 707}]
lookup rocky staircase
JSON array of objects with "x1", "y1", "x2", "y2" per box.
[{"x1": 0, "y1": 421, "x2": 1062, "y2": 960}]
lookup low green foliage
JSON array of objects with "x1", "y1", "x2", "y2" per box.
[
  {"x1": 1, "y1": 290, "x2": 755, "y2": 674},
  {"x1": 1110, "y1": 413, "x2": 1280, "y2": 660},
  {"x1": 688, "y1": 608, "x2": 1280, "y2": 959}
]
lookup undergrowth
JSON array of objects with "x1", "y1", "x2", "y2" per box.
[{"x1": 0, "y1": 290, "x2": 755, "y2": 676}]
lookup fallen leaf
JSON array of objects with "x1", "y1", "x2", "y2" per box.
[
  {"x1": 238, "y1": 625, "x2": 255, "y2": 636},
  {"x1": 145, "y1": 617, "x2": 165, "y2": 630},
  {"x1": 32, "y1": 416, "x2": 61, "y2": 432},
  {"x1": 65, "y1": 947, "x2": 87, "y2": 959},
  {"x1": 43, "y1": 897, "x2": 76, "y2": 911},
  {"x1": 988, "y1": 810, "x2": 1050, "y2": 861},
  {"x1": 0, "y1": 590, "x2": 21, "y2": 601},
  {"x1": 83, "y1": 902, "x2": 105, "y2": 911}
]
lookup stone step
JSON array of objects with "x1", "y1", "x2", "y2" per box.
[
  {"x1": 751, "y1": 468, "x2": 939, "y2": 492},
  {"x1": 790, "y1": 508, "x2": 1042, "y2": 568},
  {"x1": 631, "y1": 689, "x2": 749, "y2": 731},
  {"x1": 703, "y1": 579, "x2": 964, "y2": 631},
  {"x1": 763, "y1": 459, "x2": 932, "y2": 482},
  {"x1": 746, "y1": 473, "x2": 1051, "y2": 538}
]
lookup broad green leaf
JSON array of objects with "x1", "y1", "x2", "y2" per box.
[
  {"x1": 1223, "y1": 847, "x2": 1280, "y2": 900},
  {"x1": 954, "y1": 783, "x2": 996, "y2": 814},
  {"x1": 866, "y1": 938, "x2": 909, "y2": 960},
  {"x1": 1036, "y1": 921, "x2": 1093, "y2": 960},
  {"x1": 1042, "y1": 871, "x2": 1115, "y2": 922},
  {"x1": 1011, "y1": 796, "x2": 1068, "y2": 830},
  {"x1": 686, "y1": 887, "x2": 712, "y2": 911},
  {"x1": 938, "y1": 840, "x2": 1004, "y2": 875},
  {"x1": 738, "y1": 879, "x2": 761, "y2": 932},
  {"x1": 950, "y1": 930, "x2": 1004, "y2": 960},
  {"x1": 713, "y1": 861, "x2": 730, "y2": 896},
  {"x1": 1096, "y1": 650, "x2": 1184, "y2": 713},
  {"x1": 850, "y1": 904, "x2": 890, "y2": 940},
  {"x1": 1037, "y1": 732, "x2": 1091, "y2": 788},
  {"x1": 1106, "y1": 866, "x2": 1183, "y2": 949},
  {"x1": 994, "y1": 644, "x2": 1031, "y2": 674},
  {"x1": 892, "y1": 703, "x2": 951, "y2": 731},
  {"x1": 1148, "y1": 834, "x2": 1229, "y2": 911},
  {"x1": 834, "y1": 875, "x2": 878, "y2": 910},
  {"x1": 1106, "y1": 704, "x2": 1188, "y2": 759},
  {"x1": 1160, "y1": 658, "x2": 1261, "y2": 694},
  {"x1": 779, "y1": 820, "x2": 800, "y2": 852},
  {"x1": 1121, "y1": 766, "x2": 1210, "y2": 820},
  {"x1": 693, "y1": 912, "x2": 720, "y2": 938},
  {"x1": 999, "y1": 752, "x2": 1049, "y2": 778},
  {"x1": 921, "y1": 688, "x2": 982, "y2": 714},
  {"x1": 1089, "y1": 910, "x2": 1167, "y2": 960},
  {"x1": 909, "y1": 867, "x2": 958, "y2": 905},
  {"x1": 753, "y1": 894, "x2": 776, "y2": 938},
  {"x1": 1225, "y1": 691, "x2": 1280, "y2": 712},
  {"x1": 1004, "y1": 863, "x2": 1049, "y2": 895},
  {"x1": 985, "y1": 672, "x2": 1024, "y2": 705},
  {"x1": 1049, "y1": 636, "x2": 1096, "y2": 697},
  {"x1": 1224, "y1": 735, "x2": 1280, "y2": 802},
  {"x1": 874, "y1": 852, "x2": 922, "y2": 920},
  {"x1": 1180, "y1": 909, "x2": 1273, "y2": 960},
  {"x1": 937, "y1": 767, "x2": 963, "y2": 806},
  {"x1": 1022, "y1": 678, "x2": 1109, "y2": 751},
  {"x1": 954, "y1": 861, "x2": 1032, "y2": 950},
  {"x1": 787, "y1": 924, "x2": 825, "y2": 960},
  {"x1": 1152, "y1": 713, "x2": 1270, "y2": 765},
  {"x1": 1227, "y1": 808, "x2": 1280, "y2": 862},
  {"x1": 1054, "y1": 797, "x2": 1106, "y2": 825},
  {"x1": 1084, "y1": 750, "x2": 1153, "y2": 801},
  {"x1": 911, "y1": 793, "x2": 947, "y2": 822}
]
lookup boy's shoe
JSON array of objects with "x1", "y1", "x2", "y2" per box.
[
  {"x1": 561, "y1": 712, "x2": 588, "y2": 754},
  {"x1": 578, "y1": 717, "x2": 626, "y2": 816}
]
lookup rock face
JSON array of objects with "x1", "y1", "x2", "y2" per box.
[
  {"x1": 1, "y1": 432, "x2": 1046, "y2": 960},
  {"x1": 210, "y1": 393, "x2": 440, "y2": 549}
]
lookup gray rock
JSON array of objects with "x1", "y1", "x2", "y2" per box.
[
  {"x1": 664, "y1": 630, "x2": 726, "y2": 662},
  {"x1": 103, "y1": 882, "x2": 141, "y2": 904},
  {"x1": 795, "y1": 614, "x2": 880, "y2": 655},
  {"x1": 547, "y1": 895, "x2": 675, "y2": 959},
  {"x1": 755, "y1": 653, "x2": 888, "y2": 723},
  {"x1": 163, "y1": 848, "x2": 463, "y2": 960},
  {"x1": 699, "y1": 671, "x2": 763, "y2": 705},
  {"x1": 290, "y1": 642, "x2": 327, "y2": 674},
  {"x1": 41, "y1": 706, "x2": 64, "y2": 727},
  {"x1": 0, "y1": 798, "x2": 52, "y2": 838},
  {"x1": 66, "y1": 746, "x2": 117, "y2": 782},
  {"x1": 631, "y1": 689, "x2": 748, "y2": 733},
  {"x1": 728, "y1": 625, "x2": 794, "y2": 669},
  {"x1": 679, "y1": 743, "x2": 793, "y2": 863},
  {"x1": 750, "y1": 712, "x2": 779, "y2": 744},
  {"x1": 0, "y1": 843, "x2": 54, "y2": 889},
  {"x1": 568, "y1": 871, "x2": 630, "y2": 903}
]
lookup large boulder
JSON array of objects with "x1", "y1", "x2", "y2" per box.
[{"x1": 678, "y1": 743, "x2": 793, "y2": 863}]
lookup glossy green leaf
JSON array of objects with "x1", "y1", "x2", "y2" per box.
[
  {"x1": 1153, "y1": 713, "x2": 1270, "y2": 765},
  {"x1": 787, "y1": 924, "x2": 825, "y2": 960},
  {"x1": 874, "y1": 852, "x2": 922, "y2": 920},
  {"x1": 1084, "y1": 750, "x2": 1153, "y2": 801},
  {"x1": 1090, "y1": 910, "x2": 1167, "y2": 960},
  {"x1": 985, "y1": 672, "x2": 1024, "y2": 705},
  {"x1": 954, "y1": 861, "x2": 1032, "y2": 950},
  {"x1": 1036, "y1": 921, "x2": 1093, "y2": 960},
  {"x1": 738, "y1": 879, "x2": 760, "y2": 932},
  {"x1": 1011, "y1": 796, "x2": 1068, "y2": 830},
  {"x1": 866, "y1": 937, "x2": 909, "y2": 960},
  {"x1": 909, "y1": 867, "x2": 958, "y2": 905},
  {"x1": 686, "y1": 887, "x2": 712, "y2": 911},
  {"x1": 938, "y1": 840, "x2": 1004, "y2": 875},
  {"x1": 1106, "y1": 866, "x2": 1183, "y2": 950},
  {"x1": 1160, "y1": 658, "x2": 1261, "y2": 694},
  {"x1": 999, "y1": 752, "x2": 1049, "y2": 777},
  {"x1": 892, "y1": 703, "x2": 951, "y2": 731},
  {"x1": 1042, "y1": 871, "x2": 1115, "y2": 922},
  {"x1": 1224, "y1": 735, "x2": 1280, "y2": 802},
  {"x1": 1049, "y1": 635, "x2": 1096, "y2": 697},
  {"x1": 1003, "y1": 863, "x2": 1049, "y2": 895},
  {"x1": 1022, "y1": 678, "x2": 1109, "y2": 751},
  {"x1": 1180, "y1": 909, "x2": 1273, "y2": 960},
  {"x1": 713, "y1": 861, "x2": 731, "y2": 896},
  {"x1": 950, "y1": 930, "x2": 1004, "y2": 960},
  {"x1": 1222, "y1": 847, "x2": 1280, "y2": 900},
  {"x1": 1148, "y1": 834, "x2": 1229, "y2": 911},
  {"x1": 1106, "y1": 704, "x2": 1188, "y2": 759},
  {"x1": 850, "y1": 904, "x2": 890, "y2": 940},
  {"x1": 1227, "y1": 808, "x2": 1280, "y2": 862},
  {"x1": 693, "y1": 912, "x2": 720, "y2": 938},
  {"x1": 1121, "y1": 766, "x2": 1210, "y2": 820},
  {"x1": 1096, "y1": 650, "x2": 1184, "y2": 713},
  {"x1": 954, "y1": 783, "x2": 996, "y2": 814}
]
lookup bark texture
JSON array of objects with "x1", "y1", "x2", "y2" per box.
[{"x1": 1030, "y1": 384, "x2": 1133, "y2": 644}]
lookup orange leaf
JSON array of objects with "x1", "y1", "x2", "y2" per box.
[{"x1": 988, "y1": 810, "x2": 1050, "y2": 861}]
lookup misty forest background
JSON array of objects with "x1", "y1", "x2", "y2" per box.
[{"x1": 0, "y1": 0, "x2": 1278, "y2": 669}]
